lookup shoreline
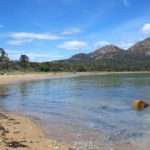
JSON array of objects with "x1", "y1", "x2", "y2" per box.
[
  {"x1": 0, "y1": 111, "x2": 70, "y2": 150},
  {"x1": 0, "y1": 71, "x2": 150, "y2": 85},
  {"x1": 0, "y1": 71, "x2": 149, "y2": 149},
  {"x1": 0, "y1": 111, "x2": 140, "y2": 150},
  {"x1": 0, "y1": 112, "x2": 139, "y2": 150}
]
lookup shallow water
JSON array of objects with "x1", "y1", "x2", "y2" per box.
[{"x1": 1, "y1": 73, "x2": 150, "y2": 145}]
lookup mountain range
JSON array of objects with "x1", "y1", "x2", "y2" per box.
[
  {"x1": 1, "y1": 37, "x2": 150, "y2": 72},
  {"x1": 69, "y1": 37, "x2": 150, "y2": 62},
  {"x1": 52, "y1": 37, "x2": 150, "y2": 71}
]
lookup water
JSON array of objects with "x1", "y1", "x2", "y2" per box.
[{"x1": 1, "y1": 73, "x2": 150, "y2": 145}]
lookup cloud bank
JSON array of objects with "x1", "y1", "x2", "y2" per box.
[
  {"x1": 7, "y1": 32, "x2": 62, "y2": 45},
  {"x1": 62, "y1": 28, "x2": 81, "y2": 35},
  {"x1": 94, "y1": 41, "x2": 110, "y2": 48},
  {"x1": 142, "y1": 23, "x2": 150, "y2": 34},
  {"x1": 58, "y1": 40, "x2": 88, "y2": 50}
]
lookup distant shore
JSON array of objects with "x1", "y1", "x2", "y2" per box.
[{"x1": 1, "y1": 71, "x2": 150, "y2": 85}]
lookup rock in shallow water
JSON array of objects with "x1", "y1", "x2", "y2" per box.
[{"x1": 132, "y1": 100, "x2": 149, "y2": 111}]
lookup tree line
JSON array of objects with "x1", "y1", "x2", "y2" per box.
[
  {"x1": 0, "y1": 48, "x2": 30, "y2": 73},
  {"x1": 1, "y1": 48, "x2": 150, "y2": 73}
]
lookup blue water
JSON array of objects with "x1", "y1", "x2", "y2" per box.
[{"x1": 1, "y1": 73, "x2": 150, "y2": 144}]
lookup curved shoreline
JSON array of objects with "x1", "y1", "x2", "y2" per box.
[
  {"x1": 1, "y1": 71, "x2": 150, "y2": 85},
  {"x1": 0, "y1": 72, "x2": 149, "y2": 149}
]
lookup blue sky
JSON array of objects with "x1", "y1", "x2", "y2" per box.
[{"x1": 0, "y1": 0, "x2": 150, "y2": 61}]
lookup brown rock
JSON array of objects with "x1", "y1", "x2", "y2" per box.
[{"x1": 132, "y1": 100, "x2": 149, "y2": 111}]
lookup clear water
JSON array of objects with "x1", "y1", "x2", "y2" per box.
[{"x1": 1, "y1": 73, "x2": 150, "y2": 145}]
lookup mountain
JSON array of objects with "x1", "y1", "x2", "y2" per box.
[
  {"x1": 69, "y1": 38, "x2": 150, "y2": 62},
  {"x1": 128, "y1": 38, "x2": 150, "y2": 56},
  {"x1": 53, "y1": 37, "x2": 150, "y2": 72},
  {"x1": 69, "y1": 45, "x2": 126, "y2": 62},
  {"x1": 70, "y1": 53, "x2": 91, "y2": 61},
  {"x1": 1, "y1": 37, "x2": 150, "y2": 72},
  {"x1": 89, "y1": 45, "x2": 125, "y2": 60}
]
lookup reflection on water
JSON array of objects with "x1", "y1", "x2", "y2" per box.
[
  {"x1": 0, "y1": 85, "x2": 9, "y2": 97},
  {"x1": 1, "y1": 73, "x2": 150, "y2": 144}
]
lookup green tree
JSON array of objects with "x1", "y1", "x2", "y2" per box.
[
  {"x1": 19, "y1": 54, "x2": 30, "y2": 71},
  {"x1": 0, "y1": 48, "x2": 7, "y2": 58},
  {"x1": 0, "y1": 48, "x2": 10, "y2": 72}
]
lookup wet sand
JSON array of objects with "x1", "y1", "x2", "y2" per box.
[
  {"x1": 0, "y1": 111, "x2": 139, "y2": 150},
  {"x1": 0, "y1": 112, "x2": 70, "y2": 150}
]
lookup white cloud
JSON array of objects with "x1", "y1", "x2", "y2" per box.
[
  {"x1": 94, "y1": 41, "x2": 110, "y2": 48},
  {"x1": 141, "y1": 23, "x2": 150, "y2": 34},
  {"x1": 62, "y1": 28, "x2": 81, "y2": 35},
  {"x1": 7, "y1": 32, "x2": 62, "y2": 45},
  {"x1": 118, "y1": 42, "x2": 134, "y2": 49},
  {"x1": 58, "y1": 40, "x2": 88, "y2": 50},
  {"x1": 94, "y1": 40, "x2": 134, "y2": 49},
  {"x1": 7, "y1": 39, "x2": 33, "y2": 45},
  {"x1": 0, "y1": 24, "x2": 4, "y2": 28}
]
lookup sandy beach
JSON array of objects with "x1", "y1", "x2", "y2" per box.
[
  {"x1": 0, "y1": 71, "x2": 150, "y2": 86},
  {"x1": 0, "y1": 112, "x2": 138, "y2": 150},
  {"x1": 0, "y1": 112, "x2": 70, "y2": 150},
  {"x1": 0, "y1": 72, "x2": 75, "y2": 85},
  {"x1": 0, "y1": 73, "x2": 72, "y2": 149}
]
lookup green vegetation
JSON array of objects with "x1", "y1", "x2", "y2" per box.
[
  {"x1": 19, "y1": 55, "x2": 30, "y2": 71},
  {"x1": 1, "y1": 46, "x2": 150, "y2": 73},
  {"x1": 0, "y1": 48, "x2": 10, "y2": 73}
]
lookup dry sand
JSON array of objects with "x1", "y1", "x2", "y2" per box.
[
  {"x1": 0, "y1": 71, "x2": 150, "y2": 85},
  {"x1": 0, "y1": 72, "x2": 75, "y2": 85}
]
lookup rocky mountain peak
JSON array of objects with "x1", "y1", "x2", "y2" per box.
[{"x1": 129, "y1": 38, "x2": 150, "y2": 55}]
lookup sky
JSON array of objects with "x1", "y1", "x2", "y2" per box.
[{"x1": 0, "y1": 0, "x2": 150, "y2": 62}]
